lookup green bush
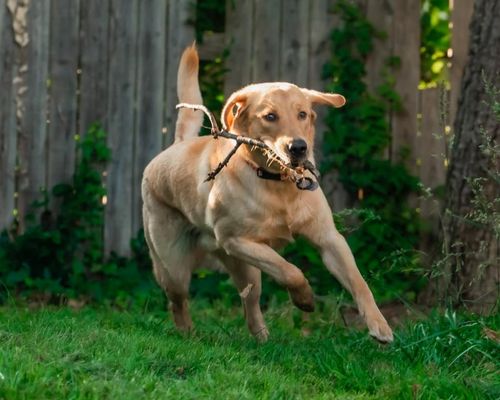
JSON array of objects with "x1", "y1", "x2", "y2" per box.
[
  {"x1": 283, "y1": 1, "x2": 424, "y2": 303},
  {"x1": 0, "y1": 125, "x2": 162, "y2": 308}
]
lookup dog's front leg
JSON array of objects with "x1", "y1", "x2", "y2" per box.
[
  {"x1": 299, "y1": 194, "x2": 394, "y2": 343},
  {"x1": 220, "y1": 237, "x2": 315, "y2": 312}
]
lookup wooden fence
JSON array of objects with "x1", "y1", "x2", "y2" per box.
[{"x1": 0, "y1": 0, "x2": 474, "y2": 255}]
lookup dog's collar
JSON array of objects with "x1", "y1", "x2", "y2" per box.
[
  {"x1": 243, "y1": 159, "x2": 318, "y2": 191},
  {"x1": 244, "y1": 159, "x2": 287, "y2": 181}
]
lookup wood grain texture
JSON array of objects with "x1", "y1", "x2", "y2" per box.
[
  {"x1": 79, "y1": 0, "x2": 109, "y2": 134},
  {"x1": 133, "y1": 0, "x2": 166, "y2": 234},
  {"x1": 390, "y1": 0, "x2": 420, "y2": 172},
  {"x1": 224, "y1": 0, "x2": 253, "y2": 96},
  {"x1": 280, "y1": 0, "x2": 309, "y2": 86},
  {"x1": 164, "y1": 0, "x2": 195, "y2": 146},
  {"x1": 47, "y1": 0, "x2": 80, "y2": 193},
  {"x1": 105, "y1": 0, "x2": 138, "y2": 255},
  {"x1": 0, "y1": 2, "x2": 17, "y2": 228},
  {"x1": 17, "y1": 0, "x2": 50, "y2": 227},
  {"x1": 417, "y1": 88, "x2": 446, "y2": 218},
  {"x1": 252, "y1": 0, "x2": 281, "y2": 82},
  {"x1": 364, "y1": 0, "x2": 394, "y2": 94}
]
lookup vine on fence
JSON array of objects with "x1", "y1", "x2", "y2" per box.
[{"x1": 285, "y1": 1, "x2": 423, "y2": 301}]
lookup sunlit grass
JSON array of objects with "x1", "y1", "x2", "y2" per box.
[{"x1": 0, "y1": 301, "x2": 498, "y2": 399}]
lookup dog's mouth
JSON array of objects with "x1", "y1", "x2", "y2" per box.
[{"x1": 259, "y1": 137, "x2": 316, "y2": 174}]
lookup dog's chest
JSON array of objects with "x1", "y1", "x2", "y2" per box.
[
  {"x1": 206, "y1": 179, "x2": 313, "y2": 246},
  {"x1": 241, "y1": 195, "x2": 310, "y2": 245}
]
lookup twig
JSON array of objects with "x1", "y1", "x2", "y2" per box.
[{"x1": 205, "y1": 142, "x2": 242, "y2": 181}]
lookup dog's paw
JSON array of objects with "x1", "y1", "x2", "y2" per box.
[
  {"x1": 366, "y1": 314, "x2": 393, "y2": 344},
  {"x1": 253, "y1": 326, "x2": 270, "y2": 343},
  {"x1": 288, "y1": 282, "x2": 315, "y2": 312}
]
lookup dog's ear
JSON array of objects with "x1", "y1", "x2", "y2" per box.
[
  {"x1": 302, "y1": 89, "x2": 346, "y2": 108},
  {"x1": 221, "y1": 91, "x2": 248, "y2": 130}
]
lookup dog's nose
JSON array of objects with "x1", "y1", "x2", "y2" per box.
[{"x1": 288, "y1": 139, "x2": 308, "y2": 157}]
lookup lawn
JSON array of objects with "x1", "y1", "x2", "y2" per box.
[{"x1": 0, "y1": 300, "x2": 498, "y2": 399}]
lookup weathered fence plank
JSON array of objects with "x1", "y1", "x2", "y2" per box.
[
  {"x1": 16, "y1": 0, "x2": 50, "y2": 227},
  {"x1": 47, "y1": 0, "x2": 80, "y2": 194},
  {"x1": 450, "y1": 0, "x2": 474, "y2": 129},
  {"x1": 417, "y1": 88, "x2": 447, "y2": 218},
  {"x1": 0, "y1": 2, "x2": 16, "y2": 228},
  {"x1": 132, "y1": 0, "x2": 167, "y2": 235},
  {"x1": 224, "y1": 0, "x2": 253, "y2": 96},
  {"x1": 0, "y1": 0, "x2": 463, "y2": 257},
  {"x1": 280, "y1": 0, "x2": 309, "y2": 86},
  {"x1": 391, "y1": 0, "x2": 420, "y2": 173},
  {"x1": 365, "y1": 0, "x2": 395, "y2": 94},
  {"x1": 79, "y1": 0, "x2": 109, "y2": 134},
  {"x1": 105, "y1": 0, "x2": 139, "y2": 255},
  {"x1": 252, "y1": 0, "x2": 281, "y2": 82},
  {"x1": 164, "y1": 0, "x2": 195, "y2": 146}
]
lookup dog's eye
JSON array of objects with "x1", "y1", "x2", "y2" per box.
[
  {"x1": 298, "y1": 111, "x2": 307, "y2": 120},
  {"x1": 264, "y1": 113, "x2": 278, "y2": 122}
]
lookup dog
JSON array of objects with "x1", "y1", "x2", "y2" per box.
[{"x1": 142, "y1": 44, "x2": 393, "y2": 343}]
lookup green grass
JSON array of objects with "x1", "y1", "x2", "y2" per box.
[{"x1": 0, "y1": 301, "x2": 498, "y2": 399}]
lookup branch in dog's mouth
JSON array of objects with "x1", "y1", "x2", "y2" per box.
[{"x1": 176, "y1": 103, "x2": 320, "y2": 190}]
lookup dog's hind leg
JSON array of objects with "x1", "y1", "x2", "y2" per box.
[{"x1": 143, "y1": 196, "x2": 202, "y2": 332}]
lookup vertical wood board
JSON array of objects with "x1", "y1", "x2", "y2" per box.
[
  {"x1": 79, "y1": 0, "x2": 109, "y2": 134},
  {"x1": 390, "y1": 0, "x2": 420, "y2": 173},
  {"x1": 364, "y1": 0, "x2": 394, "y2": 94},
  {"x1": 17, "y1": 0, "x2": 50, "y2": 226},
  {"x1": 47, "y1": 0, "x2": 80, "y2": 192},
  {"x1": 280, "y1": 0, "x2": 309, "y2": 86},
  {"x1": 252, "y1": 0, "x2": 281, "y2": 82},
  {"x1": 0, "y1": 1, "x2": 17, "y2": 228},
  {"x1": 105, "y1": 0, "x2": 138, "y2": 255},
  {"x1": 224, "y1": 0, "x2": 253, "y2": 96},
  {"x1": 133, "y1": 0, "x2": 167, "y2": 234},
  {"x1": 417, "y1": 88, "x2": 447, "y2": 218}
]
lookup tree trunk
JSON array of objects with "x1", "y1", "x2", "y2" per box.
[{"x1": 428, "y1": 0, "x2": 499, "y2": 313}]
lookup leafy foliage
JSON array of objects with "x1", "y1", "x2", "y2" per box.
[
  {"x1": 0, "y1": 125, "x2": 161, "y2": 306},
  {"x1": 421, "y1": 0, "x2": 451, "y2": 85},
  {"x1": 284, "y1": 1, "x2": 423, "y2": 301}
]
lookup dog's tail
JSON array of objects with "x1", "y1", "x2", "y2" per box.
[{"x1": 175, "y1": 43, "x2": 204, "y2": 143}]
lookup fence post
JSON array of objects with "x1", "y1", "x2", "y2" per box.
[
  {"x1": 133, "y1": 0, "x2": 167, "y2": 235},
  {"x1": 0, "y1": 0, "x2": 17, "y2": 229},
  {"x1": 105, "y1": 0, "x2": 139, "y2": 255},
  {"x1": 47, "y1": 0, "x2": 80, "y2": 198},
  {"x1": 224, "y1": 0, "x2": 253, "y2": 96},
  {"x1": 16, "y1": 0, "x2": 50, "y2": 229}
]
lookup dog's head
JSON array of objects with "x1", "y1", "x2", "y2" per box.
[{"x1": 221, "y1": 83, "x2": 345, "y2": 170}]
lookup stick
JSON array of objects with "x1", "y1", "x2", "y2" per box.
[
  {"x1": 176, "y1": 103, "x2": 220, "y2": 135},
  {"x1": 205, "y1": 142, "x2": 243, "y2": 181}
]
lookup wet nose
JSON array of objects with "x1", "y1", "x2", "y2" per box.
[{"x1": 288, "y1": 139, "x2": 308, "y2": 157}]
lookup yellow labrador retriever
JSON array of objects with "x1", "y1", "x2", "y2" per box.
[{"x1": 142, "y1": 44, "x2": 393, "y2": 343}]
